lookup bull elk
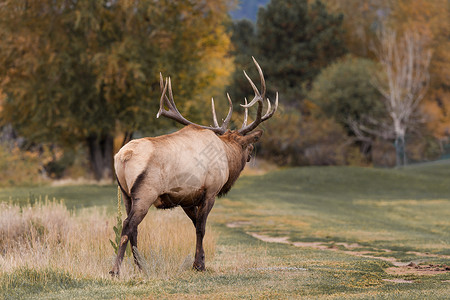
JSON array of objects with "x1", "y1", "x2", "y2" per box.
[{"x1": 110, "y1": 57, "x2": 278, "y2": 275}]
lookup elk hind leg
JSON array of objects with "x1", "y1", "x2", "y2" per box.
[
  {"x1": 110, "y1": 189, "x2": 156, "y2": 276},
  {"x1": 118, "y1": 188, "x2": 142, "y2": 268},
  {"x1": 118, "y1": 183, "x2": 132, "y2": 216}
]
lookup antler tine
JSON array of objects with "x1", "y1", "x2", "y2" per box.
[
  {"x1": 212, "y1": 94, "x2": 233, "y2": 130},
  {"x1": 157, "y1": 76, "x2": 169, "y2": 118},
  {"x1": 241, "y1": 70, "x2": 262, "y2": 108},
  {"x1": 253, "y1": 56, "x2": 266, "y2": 99},
  {"x1": 261, "y1": 93, "x2": 278, "y2": 121},
  {"x1": 241, "y1": 97, "x2": 248, "y2": 128},
  {"x1": 167, "y1": 77, "x2": 181, "y2": 113},
  {"x1": 158, "y1": 73, "x2": 177, "y2": 112},
  {"x1": 222, "y1": 93, "x2": 233, "y2": 130},
  {"x1": 211, "y1": 98, "x2": 219, "y2": 127},
  {"x1": 159, "y1": 72, "x2": 164, "y2": 90},
  {"x1": 264, "y1": 98, "x2": 271, "y2": 117},
  {"x1": 240, "y1": 95, "x2": 263, "y2": 135}
]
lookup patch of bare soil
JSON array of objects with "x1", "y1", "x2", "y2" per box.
[
  {"x1": 248, "y1": 232, "x2": 290, "y2": 244},
  {"x1": 226, "y1": 221, "x2": 252, "y2": 228},
  {"x1": 246, "y1": 232, "x2": 450, "y2": 277},
  {"x1": 292, "y1": 241, "x2": 330, "y2": 250},
  {"x1": 385, "y1": 262, "x2": 450, "y2": 276},
  {"x1": 382, "y1": 279, "x2": 414, "y2": 283},
  {"x1": 406, "y1": 251, "x2": 450, "y2": 259}
]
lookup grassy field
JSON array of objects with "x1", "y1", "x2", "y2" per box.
[{"x1": 0, "y1": 161, "x2": 449, "y2": 299}]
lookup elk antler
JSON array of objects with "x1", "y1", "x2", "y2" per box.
[
  {"x1": 157, "y1": 73, "x2": 233, "y2": 135},
  {"x1": 238, "y1": 57, "x2": 278, "y2": 135},
  {"x1": 157, "y1": 57, "x2": 277, "y2": 135}
]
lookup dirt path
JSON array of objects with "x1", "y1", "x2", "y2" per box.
[{"x1": 239, "y1": 229, "x2": 450, "y2": 278}]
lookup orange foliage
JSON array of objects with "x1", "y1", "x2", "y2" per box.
[
  {"x1": 422, "y1": 89, "x2": 450, "y2": 140},
  {"x1": 390, "y1": 0, "x2": 450, "y2": 141},
  {"x1": 0, "y1": 146, "x2": 46, "y2": 187},
  {"x1": 259, "y1": 103, "x2": 364, "y2": 166},
  {"x1": 325, "y1": 0, "x2": 388, "y2": 57}
]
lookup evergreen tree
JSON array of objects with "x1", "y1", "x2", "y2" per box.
[
  {"x1": 228, "y1": 19, "x2": 257, "y2": 112},
  {"x1": 256, "y1": 0, "x2": 347, "y2": 106}
]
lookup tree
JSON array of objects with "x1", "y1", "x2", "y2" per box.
[
  {"x1": 371, "y1": 28, "x2": 432, "y2": 166},
  {"x1": 308, "y1": 55, "x2": 387, "y2": 158},
  {"x1": 226, "y1": 0, "x2": 347, "y2": 166},
  {"x1": 0, "y1": 0, "x2": 232, "y2": 180},
  {"x1": 389, "y1": 0, "x2": 450, "y2": 146},
  {"x1": 259, "y1": 107, "x2": 352, "y2": 166},
  {"x1": 325, "y1": 0, "x2": 389, "y2": 58},
  {"x1": 255, "y1": 0, "x2": 347, "y2": 106},
  {"x1": 227, "y1": 19, "x2": 257, "y2": 113}
]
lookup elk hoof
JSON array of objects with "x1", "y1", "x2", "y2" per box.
[
  {"x1": 109, "y1": 269, "x2": 119, "y2": 277},
  {"x1": 193, "y1": 263, "x2": 206, "y2": 272}
]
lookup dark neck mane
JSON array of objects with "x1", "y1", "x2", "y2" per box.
[{"x1": 217, "y1": 134, "x2": 246, "y2": 197}]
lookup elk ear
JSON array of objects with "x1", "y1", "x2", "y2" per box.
[{"x1": 242, "y1": 130, "x2": 263, "y2": 145}]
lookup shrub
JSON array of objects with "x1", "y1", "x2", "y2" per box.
[
  {"x1": 308, "y1": 55, "x2": 386, "y2": 133},
  {"x1": 259, "y1": 105, "x2": 362, "y2": 166},
  {"x1": 0, "y1": 145, "x2": 46, "y2": 187}
]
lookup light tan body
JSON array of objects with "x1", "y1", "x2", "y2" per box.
[{"x1": 115, "y1": 125, "x2": 229, "y2": 208}]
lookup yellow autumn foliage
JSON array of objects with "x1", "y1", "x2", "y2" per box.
[{"x1": 0, "y1": 146, "x2": 46, "y2": 187}]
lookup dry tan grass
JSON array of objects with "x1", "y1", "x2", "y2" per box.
[{"x1": 0, "y1": 198, "x2": 216, "y2": 280}]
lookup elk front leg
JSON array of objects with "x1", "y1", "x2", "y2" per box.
[{"x1": 193, "y1": 197, "x2": 215, "y2": 271}]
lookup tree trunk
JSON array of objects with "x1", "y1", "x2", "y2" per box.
[
  {"x1": 121, "y1": 131, "x2": 133, "y2": 148},
  {"x1": 394, "y1": 134, "x2": 406, "y2": 167},
  {"x1": 87, "y1": 133, "x2": 114, "y2": 181}
]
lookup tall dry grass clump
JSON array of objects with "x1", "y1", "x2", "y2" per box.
[{"x1": 0, "y1": 197, "x2": 216, "y2": 281}]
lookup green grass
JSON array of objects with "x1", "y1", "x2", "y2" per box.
[
  {"x1": 0, "y1": 268, "x2": 103, "y2": 299},
  {"x1": 221, "y1": 163, "x2": 450, "y2": 255},
  {"x1": 1, "y1": 161, "x2": 450, "y2": 299},
  {"x1": 0, "y1": 184, "x2": 116, "y2": 211}
]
